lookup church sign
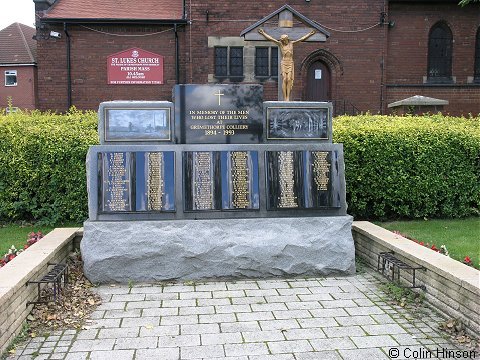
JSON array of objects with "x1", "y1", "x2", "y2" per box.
[{"x1": 107, "y1": 48, "x2": 164, "y2": 85}]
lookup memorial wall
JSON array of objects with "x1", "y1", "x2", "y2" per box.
[{"x1": 86, "y1": 85, "x2": 347, "y2": 221}]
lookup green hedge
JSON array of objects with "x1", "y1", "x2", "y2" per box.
[
  {"x1": 0, "y1": 111, "x2": 478, "y2": 224},
  {"x1": 0, "y1": 109, "x2": 98, "y2": 225},
  {"x1": 334, "y1": 114, "x2": 480, "y2": 219}
]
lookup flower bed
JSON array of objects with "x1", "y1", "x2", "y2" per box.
[
  {"x1": 392, "y1": 230, "x2": 479, "y2": 270},
  {"x1": 0, "y1": 231, "x2": 44, "y2": 268}
]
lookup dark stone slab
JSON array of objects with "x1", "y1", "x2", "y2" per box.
[
  {"x1": 86, "y1": 144, "x2": 347, "y2": 220},
  {"x1": 265, "y1": 150, "x2": 341, "y2": 210},
  {"x1": 263, "y1": 101, "x2": 332, "y2": 142},
  {"x1": 173, "y1": 84, "x2": 264, "y2": 144},
  {"x1": 97, "y1": 150, "x2": 176, "y2": 214},
  {"x1": 183, "y1": 151, "x2": 260, "y2": 211},
  {"x1": 98, "y1": 101, "x2": 174, "y2": 145}
]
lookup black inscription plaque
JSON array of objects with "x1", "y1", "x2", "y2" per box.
[
  {"x1": 174, "y1": 84, "x2": 264, "y2": 144},
  {"x1": 184, "y1": 151, "x2": 260, "y2": 211},
  {"x1": 101, "y1": 152, "x2": 133, "y2": 212},
  {"x1": 266, "y1": 150, "x2": 339, "y2": 209},
  {"x1": 184, "y1": 151, "x2": 222, "y2": 211},
  {"x1": 135, "y1": 151, "x2": 175, "y2": 212},
  {"x1": 266, "y1": 151, "x2": 304, "y2": 209},
  {"x1": 222, "y1": 151, "x2": 260, "y2": 210}
]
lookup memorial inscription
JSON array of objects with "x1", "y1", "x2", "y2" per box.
[
  {"x1": 101, "y1": 152, "x2": 132, "y2": 212},
  {"x1": 266, "y1": 150, "x2": 339, "y2": 210},
  {"x1": 135, "y1": 151, "x2": 175, "y2": 212},
  {"x1": 184, "y1": 150, "x2": 260, "y2": 211},
  {"x1": 174, "y1": 84, "x2": 263, "y2": 144},
  {"x1": 224, "y1": 151, "x2": 259, "y2": 210}
]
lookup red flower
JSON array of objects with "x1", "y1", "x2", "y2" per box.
[
  {"x1": 419, "y1": 242, "x2": 424, "y2": 246},
  {"x1": 464, "y1": 256, "x2": 472, "y2": 264},
  {"x1": 431, "y1": 244, "x2": 438, "y2": 252}
]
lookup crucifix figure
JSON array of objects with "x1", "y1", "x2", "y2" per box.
[{"x1": 258, "y1": 28, "x2": 316, "y2": 101}]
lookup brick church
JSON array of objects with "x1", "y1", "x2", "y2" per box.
[{"x1": 34, "y1": 0, "x2": 479, "y2": 115}]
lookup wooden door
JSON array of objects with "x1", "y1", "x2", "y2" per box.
[{"x1": 306, "y1": 61, "x2": 331, "y2": 101}]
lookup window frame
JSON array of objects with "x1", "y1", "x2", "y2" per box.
[
  {"x1": 214, "y1": 46, "x2": 244, "y2": 81},
  {"x1": 5, "y1": 70, "x2": 17, "y2": 87},
  {"x1": 254, "y1": 46, "x2": 278, "y2": 79},
  {"x1": 427, "y1": 22, "x2": 453, "y2": 84}
]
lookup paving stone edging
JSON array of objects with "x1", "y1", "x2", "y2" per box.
[
  {"x1": 352, "y1": 221, "x2": 480, "y2": 336},
  {"x1": 0, "y1": 228, "x2": 81, "y2": 354}
]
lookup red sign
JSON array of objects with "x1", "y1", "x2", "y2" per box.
[{"x1": 107, "y1": 48, "x2": 164, "y2": 85}]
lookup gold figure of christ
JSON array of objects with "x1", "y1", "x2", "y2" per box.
[{"x1": 258, "y1": 28, "x2": 316, "y2": 101}]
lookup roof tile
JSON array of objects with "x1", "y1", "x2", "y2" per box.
[
  {"x1": 45, "y1": 0, "x2": 184, "y2": 21},
  {"x1": 0, "y1": 23, "x2": 36, "y2": 64}
]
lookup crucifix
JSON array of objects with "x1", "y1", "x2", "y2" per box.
[
  {"x1": 241, "y1": 5, "x2": 328, "y2": 101},
  {"x1": 214, "y1": 90, "x2": 224, "y2": 106}
]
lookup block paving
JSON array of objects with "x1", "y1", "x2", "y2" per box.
[{"x1": 6, "y1": 268, "x2": 478, "y2": 360}]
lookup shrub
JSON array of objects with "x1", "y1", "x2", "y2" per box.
[
  {"x1": 0, "y1": 111, "x2": 478, "y2": 224},
  {"x1": 334, "y1": 114, "x2": 480, "y2": 219},
  {"x1": 0, "y1": 108, "x2": 98, "y2": 224}
]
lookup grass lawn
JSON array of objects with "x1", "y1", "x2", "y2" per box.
[
  {"x1": 0, "y1": 223, "x2": 80, "y2": 256},
  {"x1": 379, "y1": 218, "x2": 480, "y2": 268}
]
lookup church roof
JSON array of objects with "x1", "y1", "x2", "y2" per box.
[
  {"x1": 0, "y1": 23, "x2": 36, "y2": 64},
  {"x1": 240, "y1": 4, "x2": 330, "y2": 40},
  {"x1": 43, "y1": 0, "x2": 184, "y2": 22}
]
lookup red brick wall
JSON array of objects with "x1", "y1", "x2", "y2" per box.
[
  {"x1": 0, "y1": 66, "x2": 37, "y2": 110},
  {"x1": 37, "y1": 24, "x2": 186, "y2": 112},
  {"x1": 386, "y1": 2, "x2": 480, "y2": 116},
  {"x1": 36, "y1": 1, "x2": 479, "y2": 115},
  {"x1": 186, "y1": 0, "x2": 387, "y2": 113}
]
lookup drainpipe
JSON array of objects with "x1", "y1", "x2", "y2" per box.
[
  {"x1": 64, "y1": 22, "x2": 72, "y2": 109},
  {"x1": 175, "y1": 23, "x2": 180, "y2": 84}
]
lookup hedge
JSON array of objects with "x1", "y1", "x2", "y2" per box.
[
  {"x1": 0, "y1": 111, "x2": 478, "y2": 224},
  {"x1": 334, "y1": 114, "x2": 480, "y2": 219},
  {"x1": 0, "y1": 108, "x2": 98, "y2": 224}
]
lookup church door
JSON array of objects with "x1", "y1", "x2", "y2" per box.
[{"x1": 306, "y1": 61, "x2": 331, "y2": 101}]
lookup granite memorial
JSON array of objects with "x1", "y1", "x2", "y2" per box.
[{"x1": 81, "y1": 86, "x2": 355, "y2": 282}]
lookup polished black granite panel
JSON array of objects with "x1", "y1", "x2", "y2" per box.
[
  {"x1": 174, "y1": 84, "x2": 263, "y2": 144},
  {"x1": 183, "y1": 151, "x2": 260, "y2": 211},
  {"x1": 135, "y1": 151, "x2": 176, "y2": 212},
  {"x1": 266, "y1": 150, "x2": 341, "y2": 210},
  {"x1": 87, "y1": 144, "x2": 346, "y2": 221},
  {"x1": 100, "y1": 152, "x2": 133, "y2": 212}
]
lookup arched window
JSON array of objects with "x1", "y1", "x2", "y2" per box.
[
  {"x1": 427, "y1": 22, "x2": 453, "y2": 83},
  {"x1": 475, "y1": 27, "x2": 480, "y2": 82}
]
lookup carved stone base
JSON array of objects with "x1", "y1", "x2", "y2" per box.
[{"x1": 81, "y1": 216, "x2": 355, "y2": 283}]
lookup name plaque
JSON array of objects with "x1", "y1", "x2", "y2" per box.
[
  {"x1": 266, "y1": 150, "x2": 338, "y2": 210},
  {"x1": 101, "y1": 152, "x2": 133, "y2": 212},
  {"x1": 174, "y1": 84, "x2": 264, "y2": 144},
  {"x1": 135, "y1": 151, "x2": 175, "y2": 212},
  {"x1": 184, "y1": 151, "x2": 260, "y2": 211}
]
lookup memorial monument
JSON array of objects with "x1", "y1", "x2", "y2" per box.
[{"x1": 80, "y1": 5, "x2": 355, "y2": 283}]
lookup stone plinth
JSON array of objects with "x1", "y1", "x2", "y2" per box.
[{"x1": 81, "y1": 216, "x2": 355, "y2": 283}]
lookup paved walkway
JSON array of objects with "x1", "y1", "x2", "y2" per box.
[{"x1": 8, "y1": 267, "x2": 478, "y2": 360}]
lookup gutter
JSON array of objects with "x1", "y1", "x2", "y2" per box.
[{"x1": 42, "y1": 18, "x2": 188, "y2": 25}]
